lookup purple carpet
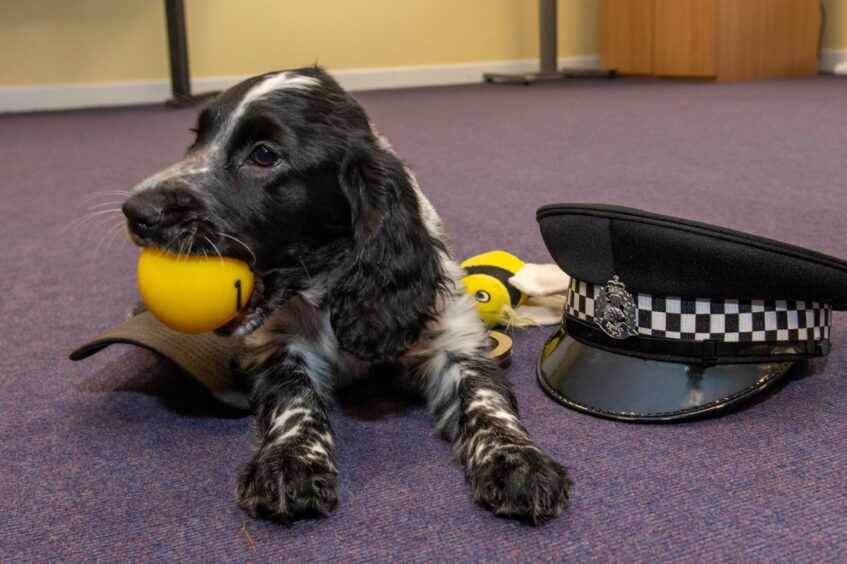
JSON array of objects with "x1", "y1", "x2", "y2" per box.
[{"x1": 1, "y1": 76, "x2": 845, "y2": 561}]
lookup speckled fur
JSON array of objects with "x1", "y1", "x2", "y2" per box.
[{"x1": 122, "y1": 67, "x2": 570, "y2": 525}]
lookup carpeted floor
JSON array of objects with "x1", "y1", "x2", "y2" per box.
[{"x1": 1, "y1": 76, "x2": 845, "y2": 561}]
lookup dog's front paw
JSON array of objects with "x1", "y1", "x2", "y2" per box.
[
  {"x1": 236, "y1": 446, "x2": 338, "y2": 523},
  {"x1": 469, "y1": 445, "x2": 571, "y2": 525}
]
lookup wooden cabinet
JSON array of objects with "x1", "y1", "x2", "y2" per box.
[{"x1": 600, "y1": 0, "x2": 821, "y2": 81}]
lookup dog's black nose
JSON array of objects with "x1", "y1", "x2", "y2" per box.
[
  {"x1": 122, "y1": 184, "x2": 207, "y2": 241},
  {"x1": 122, "y1": 195, "x2": 163, "y2": 236}
]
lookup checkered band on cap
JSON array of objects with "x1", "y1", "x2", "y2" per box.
[{"x1": 566, "y1": 277, "x2": 832, "y2": 343}]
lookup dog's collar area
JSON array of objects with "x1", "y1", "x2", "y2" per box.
[{"x1": 564, "y1": 276, "x2": 832, "y2": 365}]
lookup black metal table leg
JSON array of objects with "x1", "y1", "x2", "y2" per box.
[
  {"x1": 483, "y1": 0, "x2": 616, "y2": 85},
  {"x1": 164, "y1": 0, "x2": 219, "y2": 107}
]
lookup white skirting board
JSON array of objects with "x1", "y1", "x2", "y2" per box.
[
  {"x1": 822, "y1": 50, "x2": 847, "y2": 75},
  {"x1": 0, "y1": 56, "x2": 600, "y2": 114},
  {"x1": 2, "y1": 51, "x2": 843, "y2": 114}
]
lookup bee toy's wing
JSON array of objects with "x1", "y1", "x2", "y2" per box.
[
  {"x1": 508, "y1": 263, "x2": 570, "y2": 297},
  {"x1": 504, "y1": 263, "x2": 571, "y2": 326}
]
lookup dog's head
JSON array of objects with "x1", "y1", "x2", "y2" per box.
[{"x1": 122, "y1": 67, "x2": 446, "y2": 359}]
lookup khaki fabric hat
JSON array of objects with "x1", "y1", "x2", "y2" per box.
[
  {"x1": 69, "y1": 311, "x2": 248, "y2": 407},
  {"x1": 70, "y1": 312, "x2": 513, "y2": 406}
]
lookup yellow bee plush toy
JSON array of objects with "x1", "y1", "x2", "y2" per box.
[
  {"x1": 460, "y1": 251, "x2": 528, "y2": 328},
  {"x1": 460, "y1": 251, "x2": 571, "y2": 329}
]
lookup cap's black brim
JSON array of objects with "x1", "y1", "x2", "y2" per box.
[{"x1": 537, "y1": 325, "x2": 794, "y2": 422}]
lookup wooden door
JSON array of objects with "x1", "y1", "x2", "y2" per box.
[
  {"x1": 716, "y1": 0, "x2": 821, "y2": 81},
  {"x1": 600, "y1": 0, "x2": 654, "y2": 75},
  {"x1": 653, "y1": 0, "x2": 717, "y2": 78}
]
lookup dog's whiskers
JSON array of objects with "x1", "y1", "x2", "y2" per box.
[
  {"x1": 102, "y1": 220, "x2": 130, "y2": 258},
  {"x1": 217, "y1": 232, "x2": 257, "y2": 266},
  {"x1": 85, "y1": 200, "x2": 126, "y2": 211},
  {"x1": 92, "y1": 219, "x2": 127, "y2": 264},
  {"x1": 176, "y1": 237, "x2": 189, "y2": 260},
  {"x1": 61, "y1": 208, "x2": 123, "y2": 235},
  {"x1": 202, "y1": 234, "x2": 225, "y2": 263},
  {"x1": 186, "y1": 229, "x2": 196, "y2": 258},
  {"x1": 299, "y1": 258, "x2": 311, "y2": 280},
  {"x1": 89, "y1": 213, "x2": 126, "y2": 233},
  {"x1": 76, "y1": 190, "x2": 133, "y2": 208},
  {"x1": 162, "y1": 231, "x2": 180, "y2": 252},
  {"x1": 104, "y1": 223, "x2": 129, "y2": 257}
]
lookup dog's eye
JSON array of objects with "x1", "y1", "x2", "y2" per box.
[{"x1": 249, "y1": 144, "x2": 281, "y2": 167}]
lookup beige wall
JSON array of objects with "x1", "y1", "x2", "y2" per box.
[
  {"x1": 823, "y1": 0, "x2": 847, "y2": 50},
  {"x1": 1, "y1": 0, "x2": 842, "y2": 88},
  {"x1": 0, "y1": 0, "x2": 599, "y2": 87}
]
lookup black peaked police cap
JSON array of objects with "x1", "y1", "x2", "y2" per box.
[{"x1": 536, "y1": 204, "x2": 847, "y2": 422}]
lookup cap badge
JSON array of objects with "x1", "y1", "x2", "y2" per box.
[{"x1": 595, "y1": 276, "x2": 638, "y2": 339}]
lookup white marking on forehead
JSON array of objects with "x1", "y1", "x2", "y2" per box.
[
  {"x1": 230, "y1": 71, "x2": 320, "y2": 125},
  {"x1": 206, "y1": 71, "x2": 321, "y2": 160},
  {"x1": 129, "y1": 73, "x2": 319, "y2": 195}
]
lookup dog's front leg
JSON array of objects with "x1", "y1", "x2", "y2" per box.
[
  {"x1": 236, "y1": 360, "x2": 338, "y2": 523},
  {"x1": 420, "y1": 349, "x2": 572, "y2": 524}
]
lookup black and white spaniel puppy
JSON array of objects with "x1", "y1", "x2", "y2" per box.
[{"x1": 121, "y1": 67, "x2": 571, "y2": 525}]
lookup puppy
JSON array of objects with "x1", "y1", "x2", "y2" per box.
[{"x1": 121, "y1": 67, "x2": 571, "y2": 524}]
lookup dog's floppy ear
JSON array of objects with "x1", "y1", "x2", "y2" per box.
[{"x1": 331, "y1": 148, "x2": 447, "y2": 361}]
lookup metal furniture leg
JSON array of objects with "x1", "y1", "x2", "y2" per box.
[
  {"x1": 164, "y1": 0, "x2": 219, "y2": 107},
  {"x1": 484, "y1": 0, "x2": 616, "y2": 85}
]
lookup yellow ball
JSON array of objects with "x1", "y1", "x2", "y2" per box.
[{"x1": 137, "y1": 247, "x2": 254, "y2": 334}]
